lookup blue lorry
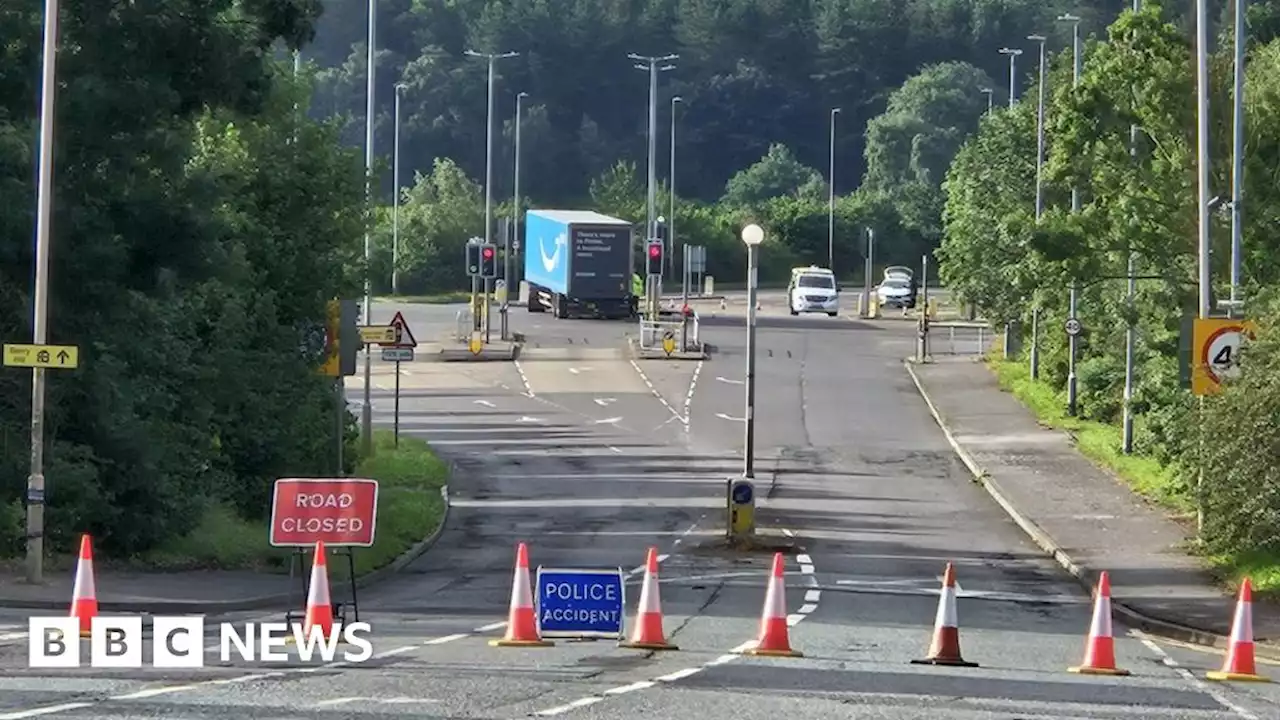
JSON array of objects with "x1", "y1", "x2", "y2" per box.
[{"x1": 524, "y1": 209, "x2": 637, "y2": 319}]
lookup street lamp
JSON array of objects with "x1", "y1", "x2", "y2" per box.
[
  {"x1": 1027, "y1": 34, "x2": 1046, "y2": 382},
  {"x1": 465, "y1": 49, "x2": 520, "y2": 342},
  {"x1": 508, "y1": 90, "x2": 528, "y2": 334},
  {"x1": 670, "y1": 95, "x2": 683, "y2": 289},
  {"x1": 998, "y1": 47, "x2": 1022, "y2": 107},
  {"x1": 359, "y1": 0, "x2": 378, "y2": 457},
  {"x1": 630, "y1": 53, "x2": 678, "y2": 287},
  {"x1": 392, "y1": 83, "x2": 406, "y2": 297},
  {"x1": 980, "y1": 88, "x2": 993, "y2": 113},
  {"x1": 828, "y1": 108, "x2": 840, "y2": 272},
  {"x1": 741, "y1": 223, "x2": 765, "y2": 480},
  {"x1": 1057, "y1": 12, "x2": 1083, "y2": 416}
]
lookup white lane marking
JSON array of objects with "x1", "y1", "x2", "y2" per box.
[
  {"x1": 594, "y1": 398, "x2": 616, "y2": 406},
  {"x1": 627, "y1": 554, "x2": 670, "y2": 576},
  {"x1": 715, "y1": 412, "x2": 744, "y2": 422},
  {"x1": 474, "y1": 621, "x2": 509, "y2": 632},
  {"x1": 715, "y1": 376, "x2": 744, "y2": 385},
  {"x1": 516, "y1": 416, "x2": 543, "y2": 423},
  {"x1": 1134, "y1": 631, "x2": 1259, "y2": 720},
  {"x1": 607, "y1": 445, "x2": 622, "y2": 453},
  {"x1": 423, "y1": 633, "x2": 469, "y2": 645},
  {"x1": 314, "y1": 698, "x2": 361, "y2": 707},
  {"x1": 529, "y1": 531, "x2": 820, "y2": 717},
  {"x1": 593, "y1": 417, "x2": 623, "y2": 425},
  {"x1": 0, "y1": 703, "x2": 96, "y2": 719},
  {"x1": 672, "y1": 517, "x2": 703, "y2": 547},
  {"x1": 374, "y1": 645, "x2": 419, "y2": 659},
  {"x1": 514, "y1": 360, "x2": 535, "y2": 396},
  {"x1": 474, "y1": 399, "x2": 496, "y2": 407},
  {"x1": 629, "y1": 359, "x2": 687, "y2": 425},
  {"x1": 568, "y1": 367, "x2": 581, "y2": 374},
  {"x1": 109, "y1": 686, "x2": 199, "y2": 700},
  {"x1": 683, "y1": 360, "x2": 703, "y2": 429}
]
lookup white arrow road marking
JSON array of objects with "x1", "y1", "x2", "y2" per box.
[
  {"x1": 516, "y1": 416, "x2": 543, "y2": 423},
  {"x1": 716, "y1": 376, "x2": 744, "y2": 385},
  {"x1": 594, "y1": 398, "x2": 616, "y2": 406},
  {"x1": 715, "y1": 412, "x2": 745, "y2": 422},
  {"x1": 474, "y1": 400, "x2": 495, "y2": 407},
  {"x1": 594, "y1": 417, "x2": 623, "y2": 425}
]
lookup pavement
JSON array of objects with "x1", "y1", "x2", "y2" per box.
[
  {"x1": 0, "y1": 298, "x2": 1277, "y2": 719},
  {"x1": 905, "y1": 356, "x2": 1280, "y2": 648}
]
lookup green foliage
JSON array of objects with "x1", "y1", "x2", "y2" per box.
[
  {"x1": 1, "y1": 5, "x2": 364, "y2": 559},
  {"x1": 942, "y1": 2, "x2": 1280, "y2": 586}
]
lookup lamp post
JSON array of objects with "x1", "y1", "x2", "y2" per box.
[
  {"x1": 670, "y1": 95, "x2": 683, "y2": 289},
  {"x1": 465, "y1": 49, "x2": 520, "y2": 342},
  {"x1": 630, "y1": 53, "x2": 678, "y2": 292},
  {"x1": 510, "y1": 90, "x2": 528, "y2": 325},
  {"x1": 24, "y1": 0, "x2": 63, "y2": 583},
  {"x1": 1028, "y1": 34, "x2": 1046, "y2": 381},
  {"x1": 999, "y1": 48, "x2": 1022, "y2": 107},
  {"x1": 392, "y1": 83, "x2": 405, "y2": 296},
  {"x1": 1229, "y1": 0, "x2": 1246, "y2": 310},
  {"x1": 828, "y1": 108, "x2": 840, "y2": 272},
  {"x1": 359, "y1": 0, "x2": 377, "y2": 457},
  {"x1": 1123, "y1": 0, "x2": 1142, "y2": 454},
  {"x1": 1058, "y1": 12, "x2": 1082, "y2": 416},
  {"x1": 741, "y1": 223, "x2": 765, "y2": 480},
  {"x1": 981, "y1": 88, "x2": 993, "y2": 113}
]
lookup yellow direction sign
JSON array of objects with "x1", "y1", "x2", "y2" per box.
[
  {"x1": 359, "y1": 325, "x2": 397, "y2": 344},
  {"x1": 1192, "y1": 318, "x2": 1257, "y2": 395},
  {"x1": 469, "y1": 334, "x2": 483, "y2": 355},
  {"x1": 661, "y1": 331, "x2": 676, "y2": 356},
  {"x1": 4, "y1": 344, "x2": 79, "y2": 369}
]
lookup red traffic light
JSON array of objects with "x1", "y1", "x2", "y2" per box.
[
  {"x1": 482, "y1": 247, "x2": 494, "y2": 259},
  {"x1": 648, "y1": 244, "x2": 661, "y2": 257}
]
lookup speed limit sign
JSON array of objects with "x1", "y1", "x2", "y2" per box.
[
  {"x1": 1065, "y1": 317, "x2": 1082, "y2": 336},
  {"x1": 1193, "y1": 318, "x2": 1257, "y2": 394}
]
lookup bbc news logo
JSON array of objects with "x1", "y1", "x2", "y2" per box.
[{"x1": 28, "y1": 617, "x2": 374, "y2": 668}]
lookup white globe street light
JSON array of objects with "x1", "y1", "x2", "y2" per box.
[{"x1": 741, "y1": 223, "x2": 764, "y2": 247}]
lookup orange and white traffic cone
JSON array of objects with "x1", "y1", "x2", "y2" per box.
[
  {"x1": 1069, "y1": 572, "x2": 1130, "y2": 675},
  {"x1": 739, "y1": 552, "x2": 802, "y2": 657},
  {"x1": 911, "y1": 563, "x2": 977, "y2": 667},
  {"x1": 490, "y1": 542, "x2": 553, "y2": 647},
  {"x1": 303, "y1": 541, "x2": 335, "y2": 639},
  {"x1": 69, "y1": 534, "x2": 98, "y2": 638},
  {"x1": 1207, "y1": 578, "x2": 1271, "y2": 682},
  {"x1": 620, "y1": 547, "x2": 677, "y2": 650}
]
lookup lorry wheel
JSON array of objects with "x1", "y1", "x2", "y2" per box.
[
  {"x1": 790, "y1": 309, "x2": 799, "y2": 316},
  {"x1": 828, "y1": 312, "x2": 837, "y2": 317}
]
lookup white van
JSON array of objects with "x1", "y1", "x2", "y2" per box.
[{"x1": 788, "y1": 266, "x2": 839, "y2": 317}]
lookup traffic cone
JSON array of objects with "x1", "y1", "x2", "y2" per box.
[
  {"x1": 69, "y1": 534, "x2": 98, "y2": 638},
  {"x1": 911, "y1": 563, "x2": 977, "y2": 667},
  {"x1": 739, "y1": 552, "x2": 802, "y2": 657},
  {"x1": 1207, "y1": 578, "x2": 1271, "y2": 682},
  {"x1": 1068, "y1": 572, "x2": 1130, "y2": 675},
  {"x1": 620, "y1": 547, "x2": 677, "y2": 650},
  {"x1": 490, "y1": 542, "x2": 553, "y2": 647},
  {"x1": 303, "y1": 541, "x2": 335, "y2": 639}
]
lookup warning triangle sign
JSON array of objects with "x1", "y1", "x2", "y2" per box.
[{"x1": 388, "y1": 312, "x2": 418, "y2": 348}]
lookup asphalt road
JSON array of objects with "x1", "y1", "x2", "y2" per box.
[{"x1": 1, "y1": 300, "x2": 1278, "y2": 719}]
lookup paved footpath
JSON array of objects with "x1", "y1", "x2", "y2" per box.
[{"x1": 907, "y1": 356, "x2": 1280, "y2": 653}]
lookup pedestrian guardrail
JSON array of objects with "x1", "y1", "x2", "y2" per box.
[
  {"x1": 638, "y1": 311, "x2": 701, "y2": 353},
  {"x1": 927, "y1": 321, "x2": 994, "y2": 357}
]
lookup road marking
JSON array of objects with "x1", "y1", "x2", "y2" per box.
[
  {"x1": 672, "y1": 517, "x2": 703, "y2": 547},
  {"x1": 594, "y1": 398, "x2": 616, "y2": 406},
  {"x1": 1134, "y1": 631, "x2": 1258, "y2": 720},
  {"x1": 715, "y1": 412, "x2": 744, "y2": 422},
  {"x1": 683, "y1": 360, "x2": 703, "y2": 430},
  {"x1": 474, "y1": 399, "x2": 495, "y2": 407},
  {"x1": 593, "y1": 417, "x2": 623, "y2": 425},
  {"x1": 629, "y1": 359, "x2": 687, "y2": 425},
  {"x1": 514, "y1": 360, "x2": 535, "y2": 396},
  {"x1": 314, "y1": 698, "x2": 361, "y2": 707},
  {"x1": 607, "y1": 445, "x2": 623, "y2": 453},
  {"x1": 516, "y1": 416, "x2": 543, "y2": 423},
  {"x1": 110, "y1": 686, "x2": 199, "y2": 700},
  {"x1": 627, "y1": 554, "x2": 670, "y2": 576},
  {"x1": 475, "y1": 621, "x2": 509, "y2": 632},
  {"x1": 715, "y1": 376, "x2": 743, "y2": 385},
  {"x1": 0, "y1": 703, "x2": 96, "y2": 719},
  {"x1": 528, "y1": 529, "x2": 820, "y2": 717},
  {"x1": 423, "y1": 633, "x2": 469, "y2": 645}
]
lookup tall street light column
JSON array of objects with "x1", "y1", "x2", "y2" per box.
[
  {"x1": 630, "y1": 53, "x2": 678, "y2": 297},
  {"x1": 1124, "y1": 0, "x2": 1143, "y2": 454},
  {"x1": 392, "y1": 83, "x2": 405, "y2": 296},
  {"x1": 1059, "y1": 12, "x2": 1083, "y2": 417},
  {"x1": 828, "y1": 107, "x2": 840, "y2": 272},
  {"x1": 670, "y1": 95, "x2": 683, "y2": 289},
  {"x1": 25, "y1": 0, "x2": 62, "y2": 583},
  {"x1": 999, "y1": 48, "x2": 1022, "y2": 107},
  {"x1": 741, "y1": 224, "x2": 765, "y2": 479},
  {"x1": 359, "y1": 0, "x2": 377, "y2": 457},
  {"x1": 510, "y1": 90, "x2": 528, "y2": 326},
  {"x1": 1028, "y1": 34, "x2": 1046, "y2": 382},
  {"x1": 466, "y1": 49, "x2": 519, "y2": 343},
  {"x1": 1194, "y1": 0, "x2": 1212, "y2": 535},
  {"x1": 1229, "y1": 0, "x2": 1246, "y2": 310}
]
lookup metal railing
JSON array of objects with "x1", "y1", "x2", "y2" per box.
[
  {"x1": 637, "y1": 311, "x2": 701, "y2": 353},
  {"x1": 453, "y1": 309, "x2": 472, "y2": 342},
  {"x1": 926, "y1": 321, "x2": 994, "y2": 357}
]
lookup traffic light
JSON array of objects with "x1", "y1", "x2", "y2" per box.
[
  {"x1": 466, "y1": 243, "x2": 481, "y2": 276},
  {"x1": 479, "y1": 243, "x2": 498, "y2": 278},
  {"x1": 646, "y1": 240, "x2": 663, "y2": 276}
]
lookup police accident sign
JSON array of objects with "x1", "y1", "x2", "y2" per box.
[
  {"x1": 535, "y1": 567, "x2": 626, "y2": 639},
  {"x1": 269, "y1": 478, "x2": 378, "y2": 547}
]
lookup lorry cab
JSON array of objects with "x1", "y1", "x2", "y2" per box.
[{"x1": 788, "y1": 266, "x2": 839, "y2": 317}]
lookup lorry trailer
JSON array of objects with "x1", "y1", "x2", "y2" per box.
[{"x1": 524, "y1": 209, "x2": 637, "y2": 319}]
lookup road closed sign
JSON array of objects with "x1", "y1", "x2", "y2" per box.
[{"x1": 269, "y1": 478, "x2": 378, "y2": 547}]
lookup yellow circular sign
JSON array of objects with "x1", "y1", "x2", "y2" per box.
[
  {"x1": 661, "y1": 332, "x2": 676, "y2": 355},
  {"x1": 469, "y1": 335, "x2": 483, "y2": 355}
]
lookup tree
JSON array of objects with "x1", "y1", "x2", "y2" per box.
[{"x1": 721, "y1": 144, "x2": 825, "y2": 208}]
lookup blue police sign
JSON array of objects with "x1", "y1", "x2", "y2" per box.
[{"x1": 535, "y1": 567, "x2": 626, "y2": 639}]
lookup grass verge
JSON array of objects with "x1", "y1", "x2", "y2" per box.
[
  {"x1": 378, "y1": 291, "x2": 474, "y2": 304},
  {"x1": 987, "y1": 357, "x2": 1280, "y2": 598},
  {"x1": 142, "y1": 429, "x2": 449, "y2": 577}
]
